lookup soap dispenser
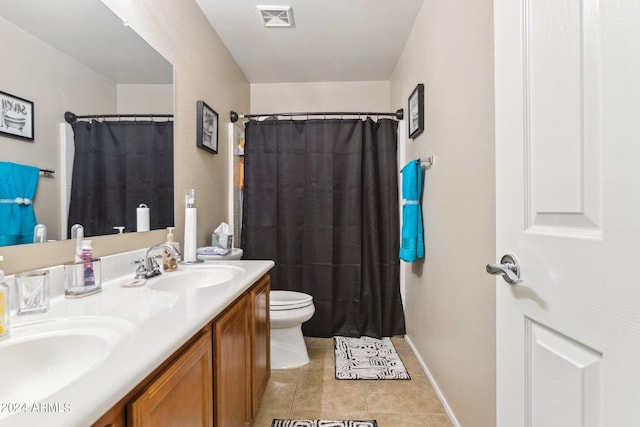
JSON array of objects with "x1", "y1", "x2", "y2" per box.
[
  {"x1": 162, "y1": 227, "x2": 180, "y2": 272},
  {"x1": 0, "y1": 256, "x2": 9, "y2": 338}
]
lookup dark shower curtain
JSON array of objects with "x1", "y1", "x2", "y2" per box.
[
  {"x1": 68, "y1": 120, "x2": 174, "y2": 237},
  {"x1": 241, "y1": 118, "x2": 406, "y2": 338}
]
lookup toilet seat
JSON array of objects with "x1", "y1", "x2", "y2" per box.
[{"x1": 270, "y1": 290, "x2": 313, "y2": 311}]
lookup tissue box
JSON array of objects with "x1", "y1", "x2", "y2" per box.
[{"x1": 212, "y1": 233, "x2": 233, "y2": 250}]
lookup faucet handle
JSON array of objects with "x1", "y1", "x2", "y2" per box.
[{"x1": 132, "y1": 258, "x2": 146, "y2": 279}]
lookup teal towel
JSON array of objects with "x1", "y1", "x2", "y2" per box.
[
  {"x1": 399, "y1": 159, "x2": 424, "y2": 262},
  {"x1": 0, "y1": 161, "x2": 39, "y2": 246}
]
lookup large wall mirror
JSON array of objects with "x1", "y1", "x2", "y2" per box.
[{"x1": 0, "y1": 0, "x2": 174, "y2": 247}]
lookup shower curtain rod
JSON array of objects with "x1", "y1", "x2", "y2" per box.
[
  {"x1": 64, "y1": 111, "x2": 173, "y2": 124},
  {"x1": 229, "y1": 109, "x2": 404, "y2": 123}
]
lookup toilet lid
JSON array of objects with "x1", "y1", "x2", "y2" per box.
[{"x1": 270, "y1": 290, "x2": 313, "y2": 310}]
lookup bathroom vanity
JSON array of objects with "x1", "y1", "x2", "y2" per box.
[
  {"x1": 0, "y1": 252, "x2": 273, "y2": 427},
  {"x1": 94, "y1": 274, "x2": 270, "y2": 427}
]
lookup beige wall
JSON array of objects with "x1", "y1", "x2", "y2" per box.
[
  {"x1": 250, "y1": 81, "x2": 390, "y2": 114},
  {"x1": 390, "y1": 1, "x2": 496, "y2": 426},
  {"x1": 1, "y1": 0, "x2": 249, "y2": 275}
]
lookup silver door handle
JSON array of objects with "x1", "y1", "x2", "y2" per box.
[{"x1": 486, "y1": 254, "x2": 522, "y2": 285}]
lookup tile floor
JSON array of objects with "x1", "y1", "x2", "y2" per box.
[{"x1": 250, "y1": 337, "x2": 453, "y2": 427}]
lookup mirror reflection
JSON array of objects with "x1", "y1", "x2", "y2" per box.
[{"x1": 0, "y1": 0, "x2": 174, "y2": 246}]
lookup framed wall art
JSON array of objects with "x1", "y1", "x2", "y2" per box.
[
  {"x1": 196, "y1": 100, "x2": 218, "y2": 154},
  {"x1": 408, "y1": 83, "x2": 424, "y2": 139},
  {"x1": 0, "y1": 90, "x2": 34, "y2": 141}
]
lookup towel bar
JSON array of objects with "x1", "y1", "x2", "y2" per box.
[{"x1": 420, "y1": 155, "x2": 433, "y2": 169}]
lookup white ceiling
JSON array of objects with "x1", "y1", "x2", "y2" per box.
[
  {"x1": 195, "y1": 0, "x2": 425, "y2": 84},
  {"x1": 1, "y1": 1, "x2": 423, "y2": 85}
]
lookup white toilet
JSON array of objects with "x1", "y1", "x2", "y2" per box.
[{"x1": 269, "y1": 290, "x2": 315, "y2": 370}]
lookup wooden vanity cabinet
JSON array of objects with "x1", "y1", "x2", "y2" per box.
[
  {"x1": 213, "y1": 292, "x2": 251, "y2": 426},
  {"x1": 212, "y1": 274, "x2": 271, "y2": 427},
  {"x1": 91, "y1": 275, "x2": 270, "y2": 427},
  {"x1": 250, "y1": 275, "x2": 270, "y2": 418},
  {"x1": 128, "y1": 328, "x2": 213, "y2": 426}
]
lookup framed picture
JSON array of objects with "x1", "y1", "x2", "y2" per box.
[
  {"x1": 196, "y1": 100, "x2": 218, "y2": 154},
  {"x1": 408, "y1": 83, "x2": 424, "y2": 139},
  {"x1": 0, "y1": 90, "x2": 34, "y2": 141}
]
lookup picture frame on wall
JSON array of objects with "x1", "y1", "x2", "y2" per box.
[
  {"x1": 0, "y1": 90, "x2": 34, "y2": 141},
  {"x1": 196, "y1": 100, "x2": 218, "y2": 154},
  {"x1": 408, "y1": 83, "x2": 424, "y2": 139}
]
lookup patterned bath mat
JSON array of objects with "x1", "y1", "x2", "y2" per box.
[
  {"x1": 334, "y1": 336, "x2": 411, "y2": 380},
  {"x1": 272, "y1": 421, "x2": 377, "y2": 427}
]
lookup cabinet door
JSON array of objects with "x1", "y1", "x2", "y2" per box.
[
  {"x1": 128, "y1": 331, "x2": 213, "y2": 427},
  {"x1": 250, "y1": 275, "x2": 270, "y2": 418},
  {"x1": 214, "y1": 293, "x2": 250, "y2": 427}
]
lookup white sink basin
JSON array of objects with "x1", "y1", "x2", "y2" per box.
[
  {"x1": 148, "y1": 265, "x2": 244, "y2": 291},
  {"x1": 0, "y1": 316, "x2": 134, "y2": 408}
]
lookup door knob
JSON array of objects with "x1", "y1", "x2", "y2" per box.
[{"x1": 486, "y1": 254, "x2": 522, "y2": 285}]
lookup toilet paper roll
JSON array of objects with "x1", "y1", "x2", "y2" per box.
[
  {"x1": 184, "y1": 207, "x2": 197, "y2": 262},
  {"x1": 137, "y1": 204, "x2": 150, "y2": 232}
]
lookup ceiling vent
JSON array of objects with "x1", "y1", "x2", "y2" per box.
[{"x1": 256, "y1": 6, "x2": 293, "y2": 28}]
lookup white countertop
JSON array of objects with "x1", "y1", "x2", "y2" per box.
[{"x1": 0, "y1": 250, "x2": 274, "y2": 427}]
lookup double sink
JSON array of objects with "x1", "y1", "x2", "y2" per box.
[{"x1": 0, "y1": 262, "x2": 252, "y2": 425}]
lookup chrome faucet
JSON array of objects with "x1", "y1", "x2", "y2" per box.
[{"x1": 132, "y1": 243, "x2": 182, "y2": 279}]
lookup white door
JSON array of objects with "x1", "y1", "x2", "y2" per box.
[{"x1": 494, "y1": 0, "x2": 640, "y2": 426}]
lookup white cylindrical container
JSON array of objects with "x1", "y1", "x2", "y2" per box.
[
  {"x1": 183, "y1": 207, "x2": 197, "y2": 262},
  {"x1": 137, "y1": 203, "x2": 150, "y2": 232}
]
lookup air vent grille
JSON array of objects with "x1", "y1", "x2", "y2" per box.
[{"x1": 257, "y1": 6, "x2": 293, "y2": 27}]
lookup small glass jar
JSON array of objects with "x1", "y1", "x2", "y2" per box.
[{"x1": 15, "y1": 269, "x2": 50, "y2": 315}]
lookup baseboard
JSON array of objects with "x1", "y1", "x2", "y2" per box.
[{"x1": 404, "y1": 334, "x2": 462, "y2": 427}]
